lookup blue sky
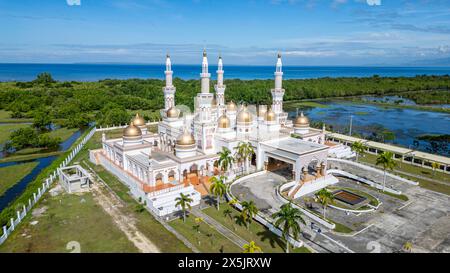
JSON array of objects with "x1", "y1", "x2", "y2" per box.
[{"x1": 1, "y1": 0, "x2": 450, "y2": 65}]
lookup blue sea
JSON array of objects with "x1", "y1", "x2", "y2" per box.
[{"x1": 0, "y1": 63, "x2": 450, "y2": 81}]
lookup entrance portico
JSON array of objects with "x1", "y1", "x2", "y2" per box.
[{"x1": 257, "y1": 137, "x2": 329, "y2": 182}]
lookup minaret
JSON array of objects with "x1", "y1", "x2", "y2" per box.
[
  {"x1": 200, "y1": 49, "x2": 211, "y2": 94},
  {"x1": 163, "y1": 54, "x2": 176, "y2": 110},
  {"x1": 214, "y1": 55, "x2": 226, "y2": 106},
  {"x1": 271, "y1": 53, "x2": 285, "y2": 115}
]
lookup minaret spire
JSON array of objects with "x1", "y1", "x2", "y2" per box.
[
  {"x1": 271, "y1": 52, "x2": 286, "y2": 124},
  {"x1": 200, "y1": 49, "x2": 211, "y2": 93},
  {"x1": 162, "y1": 53, "x2": 176, "y2": 111}
]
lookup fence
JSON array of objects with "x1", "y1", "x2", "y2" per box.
[{"x1": 0, "y1": 127, "x2": 96, "y2": 245}]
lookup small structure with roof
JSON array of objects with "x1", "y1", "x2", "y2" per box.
[{"x1": 58, "y1": 165, "x2": 92, "y2": 193}]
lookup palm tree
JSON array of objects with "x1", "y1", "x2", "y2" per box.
[
  {"x1": 223, "y1": 208, "x2": 233, "y2": 220},
  {"x1": 376, "y1": 151, "x2": 396, "y2": 191},
  {"x1": 316, "y1": 188, "x2": 334, "y2": 219},
  {"x1": 242, "y1": 241, "x2": 262, "y2": 253},
  {"x1": 235, "y1": 141, "x2": 255, "y2": 174},
  {"x1": 175, "y1": 193, "x2": 193, "y2": 222},
  {"x1": 431, "y1": 162, "x2": 440, "y2": 176},
  {"x1": 209, "y1": 176, "x2": 227, "y2": 210},
  {"x1": 272, "y1": 202, "x2": 305, "y2": 253},
  {"x1": 403, "y1": 241, "x2": 413, "y2": 253},
  {"x1": 218, "y1": 147, "x2": 234, "y2": 175},
  {"x1": 228, "y1": 198, "x2": 239, "y2": 207},
  {"x1": 241, "y1": 200, "x2": 258, "y2": 230},
  {"x1": 351, "y1": 141, "x2": 366, "y2": 162}
]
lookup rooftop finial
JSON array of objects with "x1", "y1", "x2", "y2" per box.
[
  {"x1": 277, "y1": 52, "x2": 281, "y2": 58},
  {"x1": 203, "y1": 48, "x2": 207, "y2": 57},
  {"x1": 166, "y1": 52, "x2": 170, "y2": 58}
]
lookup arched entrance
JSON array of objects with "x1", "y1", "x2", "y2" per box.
[
  {"x1": 155, "y1": 173, "x2": 164, "y2": 187},
  {"x1": 168, "y1": 170, "x2": 176, "y2": 181}
]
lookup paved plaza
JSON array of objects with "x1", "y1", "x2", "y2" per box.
[{"x1": 231, "y1": 161, "x2": 450, "y2": 253}]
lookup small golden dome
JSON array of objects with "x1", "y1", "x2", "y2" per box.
[
  {"x1": 265, "y1": 108, "x2": 276, "y2": 122},
  {"x1": 132, "y1": 113, "x2": 145, "y2": 126},
  {"x1": 237, "y1": 106, "x2": 253, "y2": 124},
  {"x1": 166, "y1": 107, "x2": 179, "y2": 118},
  {"x1": 227, "y1": 101, "x2": 237, "y2": 112},
  {"x1": 294, "y1": 112, "x2": 310, "y2": 128},
  {"x1": 218, "y1": 114, "x2": 230, "y2": 128},
  {"x1": 176, "y1": 130, "x2": 196, "y2": 146},
  {"x1": 123, "y1": 121, "x2": 142, "y2": 137}
]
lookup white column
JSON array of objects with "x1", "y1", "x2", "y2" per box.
[{"x1": 200, "y1": 50, "x2": 211, "y2": 94}]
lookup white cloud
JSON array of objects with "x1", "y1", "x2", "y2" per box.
[
  {"x1": 366, "y1": 0, "x2": 381, "y2": 6},
  {"x1": 66, "y1": 0, "x2": 81, "y2": 6}
]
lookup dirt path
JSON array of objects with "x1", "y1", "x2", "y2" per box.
[{"x1": 90, "y1": 177, "x2": 161, "y2": 253}]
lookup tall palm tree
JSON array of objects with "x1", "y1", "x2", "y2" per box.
[
  {"x1": 235, "y1": 141, "x2": 255, "y2": 174},
  {"x1": 272, "y1": 202, "x2": 305, "y2": 253},
  {"x1": 316, "y1": 188, "x2": 334, "y2": 219},
  {"x1": 241, "y1": 200, "x2": 258, "y2": 230},
  {"x1": 209, "y1": 175, "x2": 227, "y2": 210},
  {"x1": 376, "y1": 151, "x2": 396, "y2": 191},
  {"x1": 431, "y1": 162, "x2": 440, "y2": 176},
  {"x1": 175, "y1": 193, "x2": 193, "y2": 222},
  {"x1": 351, "y1": 141, "x2": 366, "y2": 162},
  {"x1": 242, "y1": 241, "x2": 262, "y2": 253},
  {"x1": 223, "y1": 208, "x2": 233, "y2": 220},
  {"x1": 218, "y1": 147, "x2": 234, "y2": 175}
]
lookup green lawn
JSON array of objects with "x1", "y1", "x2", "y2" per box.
[
  {"x1": 203, "y1": 202, "x2": 310, "y2": 253},
  {"x1": 285, "y1": 101, "x2": 329, "y2": 109},
  {"x1": 0, "y1": 124, "x2": 30, "y2": 144},
  {"x1": 0, "y1": 162, "x2": 39, "y2": 196},
  {"x1": 168, "y1": 214, "x2": 241, "y2": 253},
  {"x1": 0, "y1": 110, "x2": 33, "y2": 123},
  {"x1": 0, "y1": 192, "x2": 139, "y2": 253},
  {"x1": 45, "y1": 127, "x2": 78, "y2": 142},
  {"x1": 359, "y1": 153, "x2": 450, "y2": 195}
]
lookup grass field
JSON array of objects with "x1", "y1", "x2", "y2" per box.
[
  {"x1": 0, "y1": 124, "x2": 30, "y2": 144},
  {"x1": 168, "y1": 214, "x2": 242, "y2": 253},
  {"x1": 203, "y1": 203, "x2": 310, "y2": 253},
  {"x1": 45, "y1": 127, "x2": 78, "y2": 142},
  {"x1": 285, "y1": 101, "x2": 329, "y2": 109},
  {"x1": 0, "y1": 192, "x2": 139, "y2": 253},
  {"x1": 0, "y1": 110, "x2": 33, "y2": 123},
  {"x1": 0, "y1": 162, "x2": 39, "y2": 196},
  {"x1": 359, "y1": 153, "x2": 450, "y2": 195}
]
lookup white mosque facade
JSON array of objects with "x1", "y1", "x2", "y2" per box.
[{"x1": 90, "y1": 51, "x2": 344, "y2": 216}]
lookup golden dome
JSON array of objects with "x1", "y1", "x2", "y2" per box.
[
  {"x1": 265, "y1": 108, "x2": 276, "y2": 122},
  {"x1": 166, "y1": 107, "x2": 179, "y2": 118},
  {"x1": 123, "y1": 122, "x2": 142, "y2": 137},
  {"x1": 237, "y1": 106, "x2": 253, "y2": 124},
  {"x1": 218, "y1": 114, "x2": 230, "y2": 128},
  {"x1": 294, "y1": 112, "x2": 310, "y2": 128},
  {"x1": 176, "y1": 130, "x2": 196, "y2": 146},
  {"x1": 227, "y1": 101, "x2": 237, "y2": 112},
  {"x1": 132, "y1": 113, "x2": 145, "y2": 126}
]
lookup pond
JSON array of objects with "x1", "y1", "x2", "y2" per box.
[
  {"x1": 0, "y1": 127, "x2": 86, "y2": 212},
  {"x1": 286, "y1": 100, "x2": 450, "y2": 156}
]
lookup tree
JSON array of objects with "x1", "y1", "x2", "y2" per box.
[
  {"x1": 175, "y1": 193, "x2": 193, "y2": 222},
  {"x1": 242, "y1": 241, "x2": 262, "y2": 253},
  {"x1": 316, "y1": 188, "x2": 334, "y2": 219},
  {"x1": 241, "y1": 200, "x2": 258, "y2": 230},
  {"x1": 223, "y1": 208, "x2": 233, "y2": 220},
  {"x1": 33, "y1": 109, "x2": 52, "y2": 131},
  {"x1": 376, "y1": 151, "x2": 396, "y2": 192},
  {"x1": 403, "y1": 241, "x2": 413, "y2": 253},
  {"x1": 33, "y1": 72, "x2": 55, "y2": 85},
  {"x1": 235, "y1": 141, "x2": 255, "y2": 174},
  {"x1": 272, "y1": 202, "x2": 305, "y2": 253},
  {"x1": 431, "y1": 162, "x2": 440, "y2": 176},
  {"x1": 351, "y1": 141, "x2": 366, "y2": 162},
  {"x1": 218, "y1": 147, "x2": 234, "y2": 175},
  {"x1": 209, "y1": 176, "x2": 227, "y2": 210}
]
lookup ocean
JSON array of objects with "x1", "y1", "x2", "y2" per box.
[{"x1": 0, "y1": 63, "x2": 450, "y2": 82}]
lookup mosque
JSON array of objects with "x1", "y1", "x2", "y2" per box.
[{"x1": 90, "y1": 51, "x2": 343, "y2": 216}]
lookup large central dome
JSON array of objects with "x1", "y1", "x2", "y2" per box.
[
  {"x1": 176, "y1": 130, "x2": 196, "y2": 146},
  {"x1": 237, "y1": 106, "x2": 253, "y2": 124}
]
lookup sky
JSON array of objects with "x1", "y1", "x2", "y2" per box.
[{"x1": 0, "y1": 0, "x2": 450, "y2": 66}]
